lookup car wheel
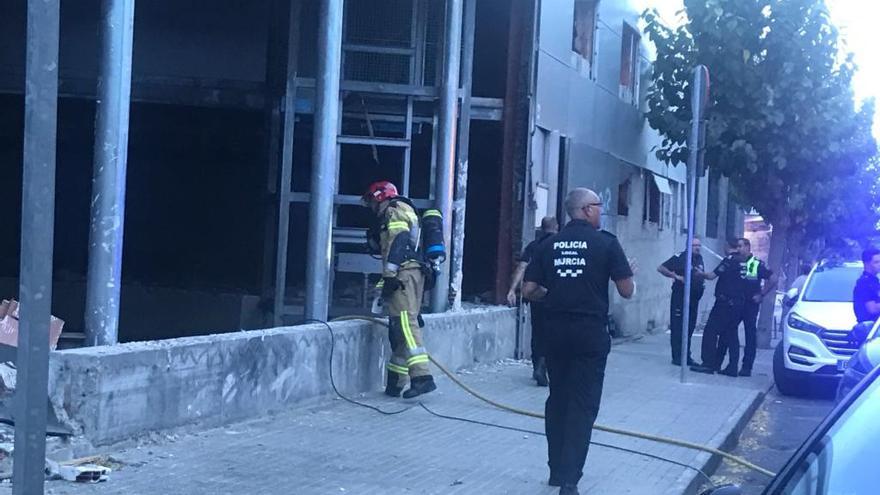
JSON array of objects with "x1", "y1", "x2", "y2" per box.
[{"x1": 773, "y1": 344, "x2": 803, "y2": 396}]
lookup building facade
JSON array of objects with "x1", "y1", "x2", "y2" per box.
[{"x1": 0, "y1": 0, "x2": 741, "y2": 344}]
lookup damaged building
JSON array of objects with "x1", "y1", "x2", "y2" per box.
[{"x1": 0, "y1": 0, "x2": 742, "y2": 347}]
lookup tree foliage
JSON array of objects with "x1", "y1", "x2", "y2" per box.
[{"x1": 643, "y1": 0, "x2": 878, "y2": 247}]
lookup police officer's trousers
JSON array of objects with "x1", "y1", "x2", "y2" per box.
[
  {"x1": 530, "y1": 302, "x2": 548, "y2": 361},
  {"x1": 741, "y1": 302, "x2": 760, "y2": 370},
  {"x1": 716, "y1": 301, "x2": 760, "y2": 371},
  {"x1": 700, "y1": 297, "x2": 744, "y2": 370},
  {"x1": 670, "y1": 290, "x2": 701, "y2": 364},
  {"x1": 543, "y1": 312, "x2": 610, "y2": 485},
  {"x1": 385, "y1": 267, "x2": 431, "y2": 381}
]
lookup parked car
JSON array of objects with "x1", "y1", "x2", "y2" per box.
[
  {"x1": 773, "y1": 260, "x2": 862, "y2": 395},
  {"x1": 835, "y1": 319, "x2": 880, "y2": 402},
  {"x1": 702, "y1": 363, "x2": 880, "y2": 494}
]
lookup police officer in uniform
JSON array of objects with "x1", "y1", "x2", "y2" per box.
[
  {"x1": 691, "y1": 239, "x2": 745, "y2": 376},
  {"x1": 523, "y1": 188, "x2": 635, "y2": 495},
  {"x1": 735, "y1": 238, "x2": 776, "y2": 376},
  {"x1": 507, "y1": 216, "x2": 559, "y2": 386},
  {"x1": 853, "y1": 247, "x2": 880, "y2": 323},
  {"x1": 658, "y1": 237, "x2": 705, "y2": 366}
]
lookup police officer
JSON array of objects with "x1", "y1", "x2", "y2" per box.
[
  {"x1": 691, "y1": 239, "x2": 744, "y2": 376},
  {"x1": 523, "y1": 188, "x2": 635, "y2": 495},
  {"x1": 507, "y1": 216, "x2": 559, "y2": 386},
  {"x1": 658, "y1": 236, "x2": 705, "y2": 366},
  {"x1": 363, "y1": 181, "x2": 436, "y2": 399},
  {"x1": 853, "y1": 247, "x2": 880, "y2": 323},
  {"x1": 736, "y1": 238, "x2": 776, "y2": 376}
]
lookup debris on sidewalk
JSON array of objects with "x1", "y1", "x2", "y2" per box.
[{"x1": 46, "y1": 457, "x2": 112, "y2": 483}]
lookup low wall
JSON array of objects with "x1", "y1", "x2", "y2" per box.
[{"x1": 48, "y1": 307, "x2": 517, "y2": 446}]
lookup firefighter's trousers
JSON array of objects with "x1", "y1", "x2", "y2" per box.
[{"x1": 385, "y1": 267, "x2": 431, "y2": 380}]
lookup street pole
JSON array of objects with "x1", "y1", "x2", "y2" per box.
[
  {"x1": 682, "y1": 65, "x2": 709, "y2": 384},
  {"x1": 84, "y1": 0, "x2": 136, "y2": 346},
  {"x1": 430, "y1": 0, "x2": 463, "y2": 313},
  {"x1": 14, "y1": 0, "x2": 60, "y2": 492},
  {"x1": 304, "y1": 0, "x2": 344, "y2": 321}
]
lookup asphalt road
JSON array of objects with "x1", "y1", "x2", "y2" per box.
[{"x1": 698, "y1": 384, "x2": 836, "y2": 494}]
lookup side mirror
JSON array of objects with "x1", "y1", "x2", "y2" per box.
[
  {"x1": 785, "y1": 287, "x2": 799, "y2": 300},
  {"x1": 700, "y1": 485, "x2": 742, "y2": 495}
]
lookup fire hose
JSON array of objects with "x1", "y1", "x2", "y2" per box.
[{"x1": 329, "y1": 315, "x2": 775, "y2": 478}]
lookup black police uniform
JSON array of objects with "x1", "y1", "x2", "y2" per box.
[
  {"x1": 520, "y1": 231, "x2": 556, "y2": 365},
  {"x1": 661, "y1": 251, "x2": 705, "y2": 365},
  {"x1": 738, "y1": 256, "x2": 773, "y2": 372},
  {"x1": 524, "y1": 219, "x2": 632, "y2": 487},
  {"x1": 853, "y1": 271, "x2": 880, "y2": 322},
  {"x1": 698, "y1": 255, "x2": 747, "y2": 372}
]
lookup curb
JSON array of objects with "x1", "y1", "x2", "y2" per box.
[{"x1": 669, "y1": 380, "x2": 774, "y2": 495}]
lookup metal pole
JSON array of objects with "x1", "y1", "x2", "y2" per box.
[
  {"x1": 430, "y1": 0, "x2": 463, "y2": 313},
  {"x1": 450, "y1": 0, "x2": 475, "y2": 311},
  {"x1": 274, "y1": 0, "x2": 302, "y2": 325},
  {"x1": 305, "y1": 0, "x2": 343, "y2": 321},
  {"x1": 84, "y1": 0, "x2": 136, "y2": 346},
  {"x1": 681, "y1": 65, "x2": 708, "y2": 383},
  {"x1": 13, "y1": 0, "x2": 60, "y2": 492}
]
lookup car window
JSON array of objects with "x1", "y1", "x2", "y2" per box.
[
  {"x1": 780, "y1": 374, "x2": 880, "y2": 494},
  {"x1": 801, "y1": 266, "x2": 862, "y2": 303}
]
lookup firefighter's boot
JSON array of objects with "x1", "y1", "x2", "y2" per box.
[
  {"x1": 385, "y1": 370, "x2": 406, "y2": 397},
  {"x1": 402, "y1": 375, "x2": 436, "y2": 399}
]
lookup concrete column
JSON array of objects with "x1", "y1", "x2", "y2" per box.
[
  {"x1": 304, "y1": 0, "x2": 344, "y2": 321},
  {"x1": 84, "y1": 0, "x2": 136, "y2": 346},
  {"x1": 450, "y1": 0, "x2": 476, "y2": 310},
  {"x1": 430, "y1": 0, "x2": 464, "y2": 313},
  {"x1": 14, "y1": 0, "x2": 60, "y2": 491}
]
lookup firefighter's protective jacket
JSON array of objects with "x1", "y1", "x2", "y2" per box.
[{"x1": 379, "y1": 199, "x2": 421, "y2": 278}]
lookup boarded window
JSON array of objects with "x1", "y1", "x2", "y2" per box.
[
  {"x1": 572, "y1": 1, "x2": 598, "y2": 65},
  {"x1": 618, "y1": 179, "x2": 630, "y2": 216},
  {"x1": 619, "y1": 23, "x2": 640, "y2": 104},
  {"x1": 643, "y1": 172, "x2": 661, "y2": 224}
]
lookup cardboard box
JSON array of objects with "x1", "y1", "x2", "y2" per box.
[{"x1": 0, "y1": 299, "x2": 64, "y2": 350}]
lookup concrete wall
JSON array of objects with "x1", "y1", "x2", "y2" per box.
[{"x1": 48, "y1": 307, "x2": 517, "y2": 446}]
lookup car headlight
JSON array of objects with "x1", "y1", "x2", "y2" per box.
[{"x1": 787, "y1": 313, "x2": 825, "y2": 334}]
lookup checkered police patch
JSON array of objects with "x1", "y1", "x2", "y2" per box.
[{"x1": 557, "y1": 268, "x2": 584, "y2": 278}]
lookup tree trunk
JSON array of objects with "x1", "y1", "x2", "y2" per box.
[{"x1": 757, "y1": 216, "x2": 788, "y2": 348}]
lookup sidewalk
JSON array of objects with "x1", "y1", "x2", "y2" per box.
[{"x1": 44, "y1": 332, "x2": 772, "y2": 495}]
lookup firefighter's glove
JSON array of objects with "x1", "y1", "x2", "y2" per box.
[{"x1": 382, "y1": 277, "x2": 402, "y2": 299}]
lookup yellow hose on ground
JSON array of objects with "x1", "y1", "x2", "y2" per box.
[{"x1": 330, "y1": 315, "x2": 776, "y2": 478}]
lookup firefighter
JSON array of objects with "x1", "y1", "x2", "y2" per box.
[
  {"x1": 362, "y1": 181, "x2": 437, "y2": 399},
  {"x1": 523, "y1": 188, "x2": 635, "y2": 495}
]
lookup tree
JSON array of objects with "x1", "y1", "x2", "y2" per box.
[{"x1": 644, "y1": 0, "x2": 878, "y2": 346}]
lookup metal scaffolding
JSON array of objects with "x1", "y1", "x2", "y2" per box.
[{"x1": 270, "y1": 0, "x2": 501, "y2": 322}]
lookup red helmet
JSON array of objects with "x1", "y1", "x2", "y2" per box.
[{"x1": 363, "y1": 181, "x2": 399, "y2": 204}]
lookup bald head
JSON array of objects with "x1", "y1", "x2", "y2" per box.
[
  {"x1": 540, "y1": 216, "x2": 559, "y2": 234},
  {"x1": 565, "y1": 188, "x2": 602, "y2": 227}
]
